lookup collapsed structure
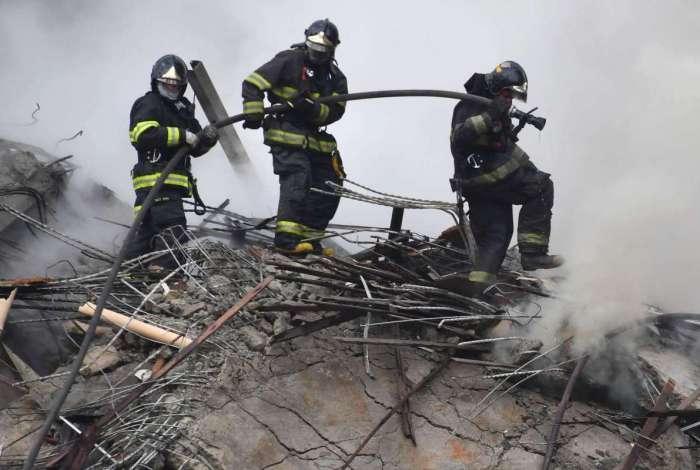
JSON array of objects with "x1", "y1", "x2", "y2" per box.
[{"x1": 0, "y1": 138, "x2": 699, "y2": 469}]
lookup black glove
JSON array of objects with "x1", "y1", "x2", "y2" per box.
[
  {"x1": 487, "y1": 95, "x2": 512, "y2": 122},
  {"x1": 201, "y1": 125, "x2": 219, "y2": 146},
  {"x1": 242, "y1": 113, "x2": 264, "y2": 129},
  {"x1": 290, "y1": 95, "x2": 319, "y2": 118}
]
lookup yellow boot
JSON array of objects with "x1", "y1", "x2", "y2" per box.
[{"x1": 276, "y1": 242, "x2": 314, "y2": 256}]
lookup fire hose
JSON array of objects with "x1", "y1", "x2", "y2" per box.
[{"x1": 23, "y1": 89, "x2": 546, "y2": 469}]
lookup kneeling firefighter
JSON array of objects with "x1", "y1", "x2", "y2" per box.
[
  {"x1": 450, "y1": 61, "x2": 564, "y2": 293},
  {"x1": 127, "y1": 54, "x2": 218, "y2": 263},
  {"x1": 241, "y1": 19, "x2": 348, "y2": 256}
]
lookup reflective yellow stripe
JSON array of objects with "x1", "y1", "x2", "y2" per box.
[
  {"x1": 276, "y1": 220, "x2": 307, "y2": 236},
  {"x1": 470, "y1": 114, "x2": 489, "y2": 134},
  {"x1": 518, "y1": 232, "x2": 549, "y2": 246},
  {"x1": 460, "y1": 146, "x2": 529, "y2": 188},
  {"x1": 332, "y1": 92, "x2": 346, "y2": 108},
  {"x1": 133, "y1": 205, "x2": 143, "y2": 213},
  {"x1": 243, "y1": 101, "x2": 264, "y2": 114},
  {"x1": 468, "y1": 271, "x2": 497, "y2": 283},
  {"x1": 264, "y1": 129, "x2": 337, "y2": 154},
  {"x1": 166, "y1": 127, "x2": 180, "y2": 146},
  {"x1": 244, "y1": 72, "x2": 272, "y2": 90},
  {"x1": 264, "y1": 129, "x2": 307, "y2": 147},
  {"x1": 129, "y1": 120, "x2": 160, "y2": 143},
  {"x1": 315, "y1": 103, "x2": 330, "y2": 123},
  {"x1": 132, "y1": 172, "x2": 189, "y2": 191},
  {"x1": 271, "y1": 86, "x2": 299, "y2": 100},
  {"x1": 304, "y1": 228, "x2": 325, "y2": 239}
]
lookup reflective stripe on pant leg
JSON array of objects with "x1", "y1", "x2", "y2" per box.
[
  {"x1": 276, "y1": 220, "x2": 307, "y2": 236},
  {"x1": 517, "y1": 232, "x2": 549, "y2": 246},
  {"x1": 468, "y1": 271, "x2": 497, "y2": 283}
]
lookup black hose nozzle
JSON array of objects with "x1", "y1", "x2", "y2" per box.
[{"x1": 511, "y1": 107, "x2": 546, "y2": 131}]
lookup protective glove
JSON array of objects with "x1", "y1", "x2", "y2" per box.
[
  {"x1": 185, "y1": 130, "x2": 200, "y2": 147},
  {"x1": 290, "y1": 95, "x2": 319, "y2": 118},
  {"x1": 486, "y1": 95, "x2": 512, "y2": 133},
  {"x1": 242, "y1": 113, "x2": 264, "y2": 129},
  {"x1": 201, "y1": 125, "x2": 219, "y2": 146}
]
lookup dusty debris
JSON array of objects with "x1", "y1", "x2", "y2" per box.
[{"x1": 79, "y1": 344, "x2": 123, "y2": 377}]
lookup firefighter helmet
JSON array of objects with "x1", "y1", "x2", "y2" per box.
[
  {"x1": 304, "y1": 19, "x2": 340, "y2": 65},
  {"x1": 151, "y1": 54, "x2": 188, "y2": 101},
  {"x1": 484, "y1": 61, "x2": 528, "y2": 102}
]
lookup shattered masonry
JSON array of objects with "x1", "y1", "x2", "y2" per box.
[{"x1": 0, "y1": 139, "x2": 699, "y2": 469}]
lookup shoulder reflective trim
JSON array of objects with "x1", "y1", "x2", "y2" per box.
[
  {"x1": 314, "y1": 103, "x2": 330, "y2": 123},
  {"x1": 517, "y1": 232, "x2": 549, "y2": 246},
  {"x1": 469, "y1": 114, "x2": 489, "y2": 134},
  {"x1": 166, "y1": 127, "x2": 180, "y2": 146},
  {"x1": 132, "y1": 172, "x2": 190, "y2": 191},
  {"x1": 244, "y1": 72, "x2": 272, "y2": 90},
  {"x1": 468, "y1": 270, "x2": 497, "y2": 284},
  {"x1": 276, "y1": 220, "x2": 307, "y2": 236},
  {"x1": 460, "y1": 146, "x2": 528, "y2": 188},
  {"x1": 243, "y1": 100, "x2": 264, "y2": 114},
  {"x1": 271, "y1": 85, "x2": 299, "y2": 100},
  {"x1": 332, "y1": 92, "x2": 346, "y2": 108},
  {"x1": 129, "y1": 120, "x2": 160, "y2": 143}
]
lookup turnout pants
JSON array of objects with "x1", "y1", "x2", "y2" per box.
[
  {"x1": 127, "y1": 190, "x2": 188, "y2": 266},
  {"x1": 271, "y1": 146, "x2": 341, "y2": 248},
  {"x1": 464, "y1": 161, "x2": 553, "y2": 282}
]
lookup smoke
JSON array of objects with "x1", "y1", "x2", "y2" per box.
[{"x1": 1, "y1": 2, "x2": 699, "y2": 316}]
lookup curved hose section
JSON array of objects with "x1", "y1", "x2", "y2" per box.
[{"x1": 23, "y1": 88, "x2": 491, "y2": 469}]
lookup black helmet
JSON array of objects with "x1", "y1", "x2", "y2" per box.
[
  {"x1": 484, "y1": 61, "x2": 528, "y2": 102},
  {"x1": 304, "y1": 19, "x2": 340, "y2": 65},
  {"x1": 151, "y1": 54, "x2": 188, "y2": 101}
]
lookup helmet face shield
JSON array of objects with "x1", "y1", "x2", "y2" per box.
[
  {"x1": 305, "y1": 36, "x2": 334, "y2": 64},
  {"x1": 151, "y1": 55, "x2": 188, "y2": 100},
  {"x1": 485, "y1": 61, "x2": 528, "y2": 102}
]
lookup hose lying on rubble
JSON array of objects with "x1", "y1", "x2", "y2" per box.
[{"x1": 22, "y1": 88, "x2": 508, "y2": 469}]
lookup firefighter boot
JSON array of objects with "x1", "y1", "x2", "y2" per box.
[
  {"x1": 276, "y1": 242, "x2": 314, "y2": 256},
  {"x1": 311, "y1": 242, "x2": 335, "y2": 257},
  {"x1": 520, "y1": 254, "x2": 565, "y2": 271}
]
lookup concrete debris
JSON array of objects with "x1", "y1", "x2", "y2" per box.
[{"x1": 0, "y1": 140, "x2": 698, "y2": 469}]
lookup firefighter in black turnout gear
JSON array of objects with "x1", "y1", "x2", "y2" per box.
[
  {"x1": 450, "y1": 61, "x2": 564, "y2": 292},
  {"x1": 242, "y1": 19, "x2": 348, "y2": 256},
  {"x1": 127, "y1": 54, "x2": 218, "y2": 263}
]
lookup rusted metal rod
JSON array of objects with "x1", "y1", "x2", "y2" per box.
[
  {"x1": 62, "y1": 276, "x2": 273, "y2": 469},
  {"x1": 542, "y1": 355, "x2": 589, "y2": 470},
  {"x1": 339, "y1": 355, "x2": 452, "y2": 470}
]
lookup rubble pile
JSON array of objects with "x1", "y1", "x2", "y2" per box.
[{"x1": 0, "y1": 144, "x2": 699, "y2": 469}]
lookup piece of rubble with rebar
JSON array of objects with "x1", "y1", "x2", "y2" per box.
[{"x1": 0, "y1": 166, "x2": 698, "y2": 469}]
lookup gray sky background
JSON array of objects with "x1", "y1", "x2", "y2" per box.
[{"x1": 1, "y1": 0, "x2": 699, "y2": 313}]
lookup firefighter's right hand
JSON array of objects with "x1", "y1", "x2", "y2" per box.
[{"x1": 242, "y1": 113, "x2": 264, "y2": 129}]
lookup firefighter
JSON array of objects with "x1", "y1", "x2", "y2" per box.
[
  {"x1": 241, "y1": 19, "x2": 348, "y2": 256},
  {"x1": 450, "y1": 61, "x2": 564, "y2": 293},
  {"x1": 127, "y1": 54, "x2": 218, "y2": 263}
]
